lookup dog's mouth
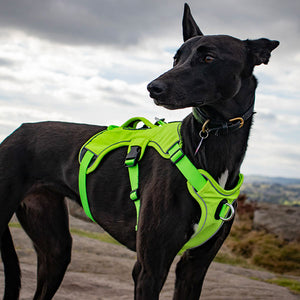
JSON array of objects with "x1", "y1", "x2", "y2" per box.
[
  {"x1": 153, "y1": 99, "x2": 184, "y2": 110},
  {"x1": 153, "y1": 99, "x2": 177, "y2": 110},
  {"x1": 153, "y1": 98, "x2": 205, "y2": 109}
]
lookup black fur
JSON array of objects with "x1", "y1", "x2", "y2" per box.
[
  {"x1": 1, "y1": 226, "x2": 21, "y2": 300},
  {"x1": 0, "y1": 4, "x2": 278, "y2": 299}
]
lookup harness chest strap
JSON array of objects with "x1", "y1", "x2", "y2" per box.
[
  {"x1": 128, "y1": 164, "x2": 140, "y2": 232},
  {"x1": 125, "y1": 147, "x2": 141, "y2": 231}
]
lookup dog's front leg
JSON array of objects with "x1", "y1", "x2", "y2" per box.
[
  {"x1": 132, "y1": 250, "x2": 172, "y2": 299},
  {"x1": 132, "y1": 195, "x2": 188, "y2": 299},
  {"x1": 133, "y1": 230, "x2": 180, "y2": 300},
  {"x1": 173, "y1": 219, "x2": 234, "y2": 299}
]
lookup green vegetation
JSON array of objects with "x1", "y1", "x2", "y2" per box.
[
  {"x1": 249, "y1": 276, "x2": 300, "y2": 295},
  {"x1": 70, "y1": 228, "x2": 121, "y2": 245},
  {"x1": 215, "y1": 195, "x2": 300, "y2": 276},
  {"x1": 8, "y1": 222, "x2": 21, "y2": 228},
  {"x1": 214, "y1": 252, "x2": 252, "y2": 269},
  {"x1": 265, "y1": 277, "x2": 300, "y2": 294},
  {"x1": 8, "y1": 222, "x2": 120, "y2": 245},
  {"x1": 226, "y1": 221, "x2": 300, "y2": 275}
]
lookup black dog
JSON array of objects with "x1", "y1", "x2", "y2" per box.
[{"x1": 0, "y1": 4, "x2": 278, "y2": 300}]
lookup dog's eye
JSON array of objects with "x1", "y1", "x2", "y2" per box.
[
  {"x1": 204, "y1": 56, "x2": 214, "y2": 63},
  {"x1": 173, "y1": 56, "x2": 179, "y2": 66}
]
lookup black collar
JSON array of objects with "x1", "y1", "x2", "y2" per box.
[{"x1": 192, "y1": 104, "x2": 255, "y2": 136}]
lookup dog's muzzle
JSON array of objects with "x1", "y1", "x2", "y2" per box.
[{"x1": 147, "y1": 80, "x2": 167, "y2": 100}]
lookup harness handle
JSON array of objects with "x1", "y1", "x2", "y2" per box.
[{"x1": 121, "y1": 117, "x2": 156, "y2": 129}]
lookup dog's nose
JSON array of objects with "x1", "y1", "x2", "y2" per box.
[{"x1": 147, "y1": 80, "x2": 167, "y2": 98}]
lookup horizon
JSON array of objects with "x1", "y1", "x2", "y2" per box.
[{"x1": 244, "y1": 174, "x2": 300, "y2": 181}]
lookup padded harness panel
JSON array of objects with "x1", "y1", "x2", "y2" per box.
[{"x1": 78, "y1": 117, "x2": 243, "y2": 252}]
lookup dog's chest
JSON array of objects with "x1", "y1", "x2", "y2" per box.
[{"x1": 218, "y1": 169, "x2": 229, "y2": 189}]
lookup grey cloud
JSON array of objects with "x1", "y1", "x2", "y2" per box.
[
  {"x1": 0, "y1": 0, "x2": 180, "y2": 46},
  {"x1": 0, "y1": 74, "x2": 19, "y2": 83},
  {"x1": 0, "y1": 0, "x2": 299, "y2": 47},
  {"x1": 106, "y1": 95, "x2": 136, "y2": 106},
  {"x1": 0, "y1": 57, "x2": 15, "y2": 67},
  {"x1": 258, "y1": 112, "x2": 277, "y2": 121},
  {"x1": 285, "y1": 152, "x2": 300, "y2": 162}
]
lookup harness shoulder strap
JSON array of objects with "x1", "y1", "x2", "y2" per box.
[
  {"x1": 78, "y1": 150, "x2": 96, "y2": 222},
  {"x1": 168, "y1": 143, "x2": 207, "y2": 190}
]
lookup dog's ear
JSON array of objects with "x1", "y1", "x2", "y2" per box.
[
  {"x1": 245, "y1": 38, "x2": 280, "y2": 66},
  {"x1": 182, "y1": 3, "x2": 203, "y2": 42}
]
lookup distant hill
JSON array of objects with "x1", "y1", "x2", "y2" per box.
[
  {"x1": 241, "y1": 175, "x2": 300, "y2": 206},
  {"x1": 244, "y1": 175, "x2": 300, "y2": 186}
]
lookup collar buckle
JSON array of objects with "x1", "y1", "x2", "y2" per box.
[
  {"x1": 229, "y1": 117, "x2": 244, "y2": 128},
  {"x1": 201, "y1": 119, "x2": 210, "y2": 133}
]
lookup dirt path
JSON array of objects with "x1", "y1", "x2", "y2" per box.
[{"x1": 1, "y1": 216, "x2": 299, "y2": 300}]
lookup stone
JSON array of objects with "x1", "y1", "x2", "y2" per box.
[{"x1": 253, "y1": 203, "x2": 300, "y2": 242}]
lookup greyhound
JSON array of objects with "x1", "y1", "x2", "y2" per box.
[{"x1": 0, "y1": 3, "x2": 278, "y2": 300}]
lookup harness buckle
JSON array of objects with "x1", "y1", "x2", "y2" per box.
[
  {"x1": 154, "y1": 117, "x2": 166, "y2": 126},
  {"x1": 170, "y1": 147, "x2": 185, "y2": 165},
  {"x1": 125, "y1": 146, "x2": 141, "y2": 167},
  {"x1": 229, "y1": 117, "x2": 244, "y2": 128},
  {"x1": 130, "y1": 189, "x2": 140, "y2": 201}
]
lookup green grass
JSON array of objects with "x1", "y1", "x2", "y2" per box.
[
  {"x1": 214, "y1": 252, "x2": 251, "y2": 269},
  {"x1": 250, "y1": 276, "x2": 300, "y2": 295},
  {"x1": 8, "y1": 222, "x2": 21, "y2": 228},
  {"x1": 265, "y1": 277, "x2": 300, "y2": 294},
  {"x1": 8, "y1": 221, "x2": 120, "y2": 245},
  {"x1": 69, "y1": 228, "x2": 120, "y2": 245}
]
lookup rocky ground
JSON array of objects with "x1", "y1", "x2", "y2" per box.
[
  {"x1": 1, "y1": 214, "x2": 299, "y2": 300},
  {"x1": 253, "y1": 202, "x2": 300, "y2": 242}
]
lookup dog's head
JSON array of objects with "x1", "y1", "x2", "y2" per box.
[{"x1": 147, "y1": 4, "x2": 279, "y2": 110}]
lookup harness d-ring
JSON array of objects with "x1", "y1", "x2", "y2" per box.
[{"x1": 220, "y1": 203, "x2": 235, "y2": 221}]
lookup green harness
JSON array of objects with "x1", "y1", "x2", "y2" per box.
[{"x1": 78, "y1": 117, "x2": 243, "y2": 252}]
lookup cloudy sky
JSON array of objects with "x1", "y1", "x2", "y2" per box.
[{"x1": 0, "y1": 0, "x2": 299, "y2": 178}]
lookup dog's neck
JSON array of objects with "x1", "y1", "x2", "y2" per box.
[
  {"x1": 181, "y1": 76, "x2": 257, "y2": 189},
  {"x1": 192, "y1": 101, "x2": 255, "y2": 137}
]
